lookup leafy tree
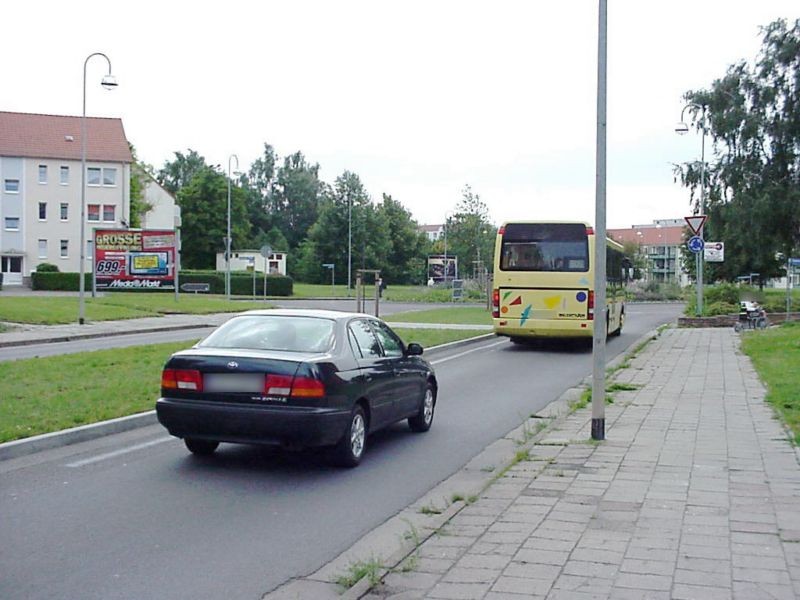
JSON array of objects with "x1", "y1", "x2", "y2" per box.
[
  {"x1": 244, "y1": 143, "x2": 278, "y2": 244},
  {"x1": 176, "y1": 167, "x2": 249, "y2": 269},
  {"x1": 674, "y1": 18, "x2": 800, "y2": 287},
  {"x1": 128, "y1": 144, "x2": 154, "y2": 229},
  {"x1": 437, "y1": 185, "x2": 497, "y2": 279},
  {"x1": 376, "y1": 194, "x2": 429, "y2": 284},
  {"x1": 271, "y1": 152, "x2": 323, "y2": 250},
  {"x1": 157, "y1": 149, "x2": 209, "y2": 195}
]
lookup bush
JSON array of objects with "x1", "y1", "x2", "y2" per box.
[
  {"x1": 180, "y1": 270, "x2": 293, "y2": 297},
  {"x1": 705, "y1": 301, "x2": 739, "y2": 316},
  {"x1": 31, "y1": 272, "x2": 91, "y2": 291},
  {"x1": 705, "y1": 283, "x2": 739, "y2": 306},
  {"x1": 36, "y1": 263, "x2": 60, "y2": 273}
]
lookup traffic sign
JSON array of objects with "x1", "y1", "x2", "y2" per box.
[
  {"x1": 687, "y1": 236, "x2": 704, "y2": 254},
  {"x1": 685, "y1": 215, "x2": 707, "y2": 236},
  {"x1": 704, "y1": 241, "x2": 724, "y2": 262}
]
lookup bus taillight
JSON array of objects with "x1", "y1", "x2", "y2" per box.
[
  {"x1": 588, "y1": 290, "x2": 595, "y2": 320},
  {"x1": 492, "y1": 288, "x2": 500, "y2": 318}
]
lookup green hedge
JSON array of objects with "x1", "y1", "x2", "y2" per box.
[
  {"x1": 32, "y1": 270, "x2": 293, "y2": 296},
  {"x1": 31, "y1": 272, "x2": 92, "y2": 290}
]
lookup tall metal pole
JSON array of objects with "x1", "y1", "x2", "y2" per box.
[
  {"x1": 226, "y1": 154, "x2": 239, "y2": 301},
  {"x1": 347, "y1": 192, "x2": 352, "y2": 293},
  {"x1": 79, "y1": 52, "x2": 116, "y2": 325},
  {"x1": 697, "y1": 108, "x2": 706, "y2": 316},
  {"x1": 591, "y1": 0, "x2": 608, "y2": 441},
  {"x1": 443, "y1": 218, "x2": 448, "y2": 286}
]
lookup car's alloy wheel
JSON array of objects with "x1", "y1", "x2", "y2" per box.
[
  {"x1": 184, "y1": 438, "x2": 219, "y2": 456},
  {"x1": 334, "y1": 406, "x2": 367, "y2": 468},
  {"x1": 409, "y1": 383, "x2": 435, "y2": 433}
]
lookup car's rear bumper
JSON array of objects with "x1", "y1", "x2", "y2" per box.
[{"x1": 156, "y1": 398, "x2": 351, "y2": 448}]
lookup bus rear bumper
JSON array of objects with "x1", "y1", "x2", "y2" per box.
[{"x1": 493, "y1": 319, "x2": 594, "y2": 339}]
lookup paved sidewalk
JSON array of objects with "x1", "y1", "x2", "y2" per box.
[{"x1": 365, "y1": 328, "x2": 800, "y2": 599}]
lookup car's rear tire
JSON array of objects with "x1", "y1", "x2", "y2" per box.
[
  {"x1": 333, "y1": 406, "x2": 367, "y2": 468},
  {"x1": 409, "y1": 383, "x2": 435, "y2": 433},
  {"x1": 185, "y1": 438, "x2": 219, "y2": 456}
]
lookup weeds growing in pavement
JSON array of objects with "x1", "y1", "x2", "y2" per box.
[
  {"x1": 419, "y1": 503, "x2": 443, "y2": 516},
  {"x1": 335, "y1": 556, "x2": 384, "y2": 589}
]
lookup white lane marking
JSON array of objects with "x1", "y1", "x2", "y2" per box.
[
  {"x1": 66, "y1": 437, "x2": 173, "y2": 468},
  {"x1": 430, "y1": 339, "x2": 507, "y2": 366}
]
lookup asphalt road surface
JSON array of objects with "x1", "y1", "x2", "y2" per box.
[{"x1": 0, "y1": 303, "x2": 683, "y2": 600}]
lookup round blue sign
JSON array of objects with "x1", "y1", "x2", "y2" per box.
[
  {"x1": 687, "y1": 236, "x2": 704, "y2": 254},
  {"x1": 576, "y1": 291, "x2": 587, "y2": 303}
]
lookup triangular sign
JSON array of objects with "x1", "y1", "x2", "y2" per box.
[{"x1": 685, "y1": 215, "x2": 707, "y2": 236}]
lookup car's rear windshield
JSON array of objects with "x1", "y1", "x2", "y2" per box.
[
  {"x1": 198, "y1": 315, "x2": 335, "y2": 353},
  {"x1": 500, "y1": 223, "x2": 589, "y2": 272}
]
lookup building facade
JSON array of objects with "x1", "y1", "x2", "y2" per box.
[
  {"x1": 608, "y1": 219, "x2": 688, "y2": 285},
  {"x1": 0, "y1": 111, "x2": 132, "y2": 285}
]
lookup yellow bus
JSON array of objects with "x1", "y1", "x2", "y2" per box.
[{"x1": 491, "y1": 221, "x2": 627, "y2": 341}]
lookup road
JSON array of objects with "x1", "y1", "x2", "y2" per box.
[{"x1": 0, "y1": 303, "x2": 683, "y2": 600}]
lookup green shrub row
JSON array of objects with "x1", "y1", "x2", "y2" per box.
[{"x1": 31, "y1": 271, "x2": 293, "y2": 296}]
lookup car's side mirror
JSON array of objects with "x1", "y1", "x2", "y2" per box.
[{"x1": 406, "y1": 342, "x2": 424, "y2": 356}]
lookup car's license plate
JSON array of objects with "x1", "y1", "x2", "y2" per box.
[{"x1": 204, "y1": 374, "x2": 263, "y2": 393}]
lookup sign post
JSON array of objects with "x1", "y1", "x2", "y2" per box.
[
  {"x1": 322, "y1": 263, "x2": 335, "y2": 296},
  {"x1": 685, "y1": 215, "x2": 707, "y2": 316}
]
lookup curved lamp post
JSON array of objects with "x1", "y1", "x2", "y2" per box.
[
  {"x1": 226, "y1": 154, "x2": 239, "y2": 301},
  {"x1": 676, "y1": 102, "x2": 706, "y2": 316},
  {"x1": 79, "y1": 52, "x2": 118, "y2": 325}
]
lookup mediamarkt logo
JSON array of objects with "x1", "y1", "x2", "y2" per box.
[{"x1": 107, "y1": 279, "x2": 164, "y2": 288}]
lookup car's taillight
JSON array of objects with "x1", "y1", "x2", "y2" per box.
[
  {"x1": 264, "y1": 374, "x2": 293, "y2": 396},
  {"x1": 492, "y1": 288, "x2": 500, "y2": 318},
  {"x1": 161, "y1": 368, "x2": 203, "y2": 391},
  {"x1": 290, "y1": 376, "x2": 325, "y2": 398},
  {"x1": 588, "y1": 291, "x2": 595, "y2": 320}
]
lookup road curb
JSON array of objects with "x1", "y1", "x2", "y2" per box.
[
  {"x1": 290, "y1": 327, "x2": 665, "y2": 600},
  {"x1": 0, "y1": 332, "x2": 497, "y2": 463},
  {"x1": 0, "y1": 411, "x2": 158, "y2": 461},
  {"x1": 0, "y1": 323, "x2": 217, "y2": 349}
]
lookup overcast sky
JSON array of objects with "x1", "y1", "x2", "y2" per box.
[{"x1": 4, "y1": 1, "x2": 797, "y2": 228}]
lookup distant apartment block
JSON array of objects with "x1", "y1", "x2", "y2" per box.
[
  {"x1": 0, "y1": 111, "x2": 133, "y2": 285},
  {"x1": 608, "y1": 219, "x2": 688, "y2": 285}
]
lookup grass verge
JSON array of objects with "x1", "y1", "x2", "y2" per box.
[
  {"x1": 740, "y1": 322, "x2": 800, "y2": 445},
  {"x1": 387, "y1": 306, "x2": 492, "y2": 325},
  {"x1": 0, "y1": 293, "x2": 271, "y2": 325}
]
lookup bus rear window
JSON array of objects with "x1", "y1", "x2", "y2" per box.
[{"x1": 500, "y1": 223, "x2": 589, "y2": 272}]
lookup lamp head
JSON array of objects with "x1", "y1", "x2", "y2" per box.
[
  {"x1": 101, "y1": 74, "x2": 118, "y2": 90},
  {"x1": 675, "y1": 121, "x2": 690, "y2": 135}
]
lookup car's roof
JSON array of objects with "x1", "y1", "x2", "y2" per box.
[{"x1": 235, "y1": 308, "x2": 377, "y2": 321}]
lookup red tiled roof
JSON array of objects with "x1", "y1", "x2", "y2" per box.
[
  {"x1": 0, "y1": 111, "x2": 132, "y2": 163},
  {"x1": 608, "y1": 226, "x2": 685, "y2": 246}
]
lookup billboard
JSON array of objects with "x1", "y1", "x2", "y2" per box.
[
  {"x1": 94, "y1": 229, "x2": 176, "y2": 290},
  {"x1": 427, "y1": 255, "x2": 458, "y2": 282}
]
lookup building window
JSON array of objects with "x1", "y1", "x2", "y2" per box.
[
  {"x1": 60, "y1": 240, "x2": 69, "y2": 258},
  {"x1": 38, "y1": 239, "x2": 48, "y2": 259},
  {"x1": 38, "y1": 202, "x2": 47, "y2": 220},
  {"x1": 88, "y1": 204, "x2": 100, "y2": 221},
  {"x1": 60, "y1": 202, "x2": 69, "y2": 221},
  {"x1": 60, "y1": 166, "x2": 69, "y2": 185},
  {"x1": 5, "y1": 217, "x2": 20, "y2": 230},
  {"x1": 38, "y1": 165, "x2": 48, "y2": 184},
  {"x1": 103, "y1": 168, "x2": 117, "y2": 186},
  {"x1": 103, "y1": 205, "x2": 116, "y2": 222},
  {"x1": 4, "y1": 179, "x2": 20, "y2": 193},
  {"x1": 1, "y1": 256, "x2": 22, "y2": 274},
  {"x1": 87, "y1": 167, "x2": 101, "y2": 186}
]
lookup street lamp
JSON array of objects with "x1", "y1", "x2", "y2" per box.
[
  {"x1": 226, "y1": 154, "x2": 239, "y2": 301},
  {"x1": 676, "y1": 102, "x2": 707, "y2": 316},
  {"x1": 79, "y1": 52, "x2": 118, "y2": 325},
  {"x1": 347, "y1": 190, "x2": 352, "y2": 293},
  {"x1": 443, "y1": 211, "x2": 454, "y2": 286}
]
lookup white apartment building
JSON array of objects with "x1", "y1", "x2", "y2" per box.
[{"x1": 0, "y1": 111, "x2": 132, "y2": 285}]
